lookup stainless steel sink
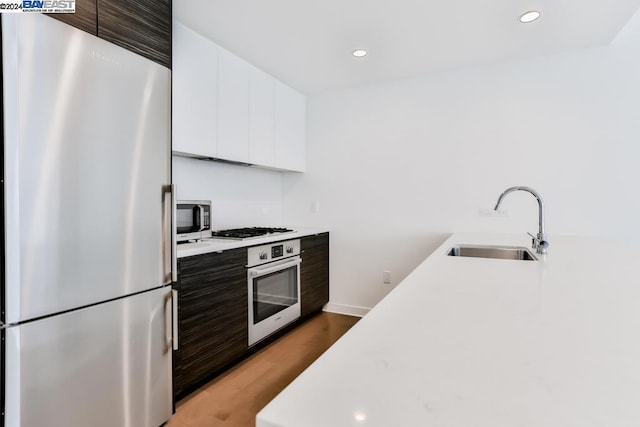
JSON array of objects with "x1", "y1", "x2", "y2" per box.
[{"x1": 447, "y1": 245, "x2": 537, "y2": 261}]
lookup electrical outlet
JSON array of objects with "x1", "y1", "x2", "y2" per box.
[
  {"x1": 478, "y1": 208, "x2": 509, "y2": 218},
  {"x1": 383, "y1": 271, "x2": 391, "y2": 284},
  {"x1": 310, "y1": 200, "x2": 320, "y2": 213}
]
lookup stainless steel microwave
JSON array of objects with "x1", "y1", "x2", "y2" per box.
[{"x1": 176, "y1": 200, "x2": 212, "y2": 242}]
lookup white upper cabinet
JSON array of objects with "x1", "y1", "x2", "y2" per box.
[
  {"x1": 274, "y1": 81, "x2": 306, "y2": 172},
  {"x1": 248, "y1": 66, "x2": 275, "y2": 167},
  {"x1": 217, "y1": 48, "x2": 250, "y2": 163},
  {"x1": 171, "y1": 22, "x2": 306, "y2": 171},
  {"x1": 172, "y1": 21, "x2": 218, "y2": 158}
]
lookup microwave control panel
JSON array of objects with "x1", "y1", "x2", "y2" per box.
[{"x1": 202, "y1": 208, "x2": 210, "y2": 229}]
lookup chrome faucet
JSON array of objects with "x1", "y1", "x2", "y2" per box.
[{"x1": 494, "y1": 186, "x2": 549, "y2": 255}]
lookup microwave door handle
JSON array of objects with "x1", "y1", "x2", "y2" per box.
[
  {"x1": 193, "y1": 205, "x2": 201, "y2": 230},
  {"x1": 249, "y1": 258, "x2": 302, "y2": 277}
]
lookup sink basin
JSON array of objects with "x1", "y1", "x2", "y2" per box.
[{"x1": 447, "y1": 245, "x2": 537, "y2": 261}]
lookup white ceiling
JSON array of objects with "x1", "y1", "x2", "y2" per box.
[{"x1": 174, "y1": 0, "x2": 640, "y2": 94}]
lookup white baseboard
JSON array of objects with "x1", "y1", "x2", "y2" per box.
[{"x1": 322, "y1": 302, "x2": 370, "y2": 318}]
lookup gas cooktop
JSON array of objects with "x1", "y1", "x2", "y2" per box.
[{"x1": 210, "y1": 227, "x2": 295, "y2": 240}]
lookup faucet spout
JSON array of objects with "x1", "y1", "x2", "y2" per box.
[{"x1": 494, "y1": 186, "x2": 548, "y2": 255}]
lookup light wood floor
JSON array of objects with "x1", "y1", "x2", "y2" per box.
[{"x1": 168, "y1": 312, "x2": 360, "y2": 427}]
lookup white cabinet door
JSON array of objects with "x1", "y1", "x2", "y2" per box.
[
  {"x1": 218, "y1": 48, "x2": 250, "y2": 163},
  {"x1": 172, "y1": 21, "x2": 217, "y2": 158},
  {"x1": 274, "y1": 81, "x2": 306, "y2": 172},
  {"x1": 249, "y1": 66, "x2": 275, "y2": 167}
]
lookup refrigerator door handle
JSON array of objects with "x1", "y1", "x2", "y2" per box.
[
  {"x1": 163, "y1": 291, "x2": 172, "y2": 352},
  {"x1": 171, "y1": 289, "x2": 179, "y2": 350},
  {"x1": 163, "y1": 184, "x2": 177, "y2": 284},
  {"x1": 171, "y1": 184, "x2": 178, "y2": 283}
]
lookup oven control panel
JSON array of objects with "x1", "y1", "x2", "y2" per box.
[
  {"x1": 247, "y1": 239, "x2": 301, "y2": 267},
  {"x1": 271, "y1": 245, "x2": 284, "y2": 258}
]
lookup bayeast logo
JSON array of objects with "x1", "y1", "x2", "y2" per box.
[{"x1": 22, "y1": 0, "x2": 75, "y2": 12}]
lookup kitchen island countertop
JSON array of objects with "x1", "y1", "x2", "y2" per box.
[{"x1": 257, "y1": 232, "x2": 640, "y2": 426}]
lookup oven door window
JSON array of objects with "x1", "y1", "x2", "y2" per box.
[{"x1": 252, "y1": 266, "x2": 299, "y2": 324}]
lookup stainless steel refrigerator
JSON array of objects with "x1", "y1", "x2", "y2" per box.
[{"x1": 1, "y1": 13, "x2": 175, "y2": 427}]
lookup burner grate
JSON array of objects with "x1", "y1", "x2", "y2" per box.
[{"x1": 210, "y1": 227, "x2": 294, "y2": 239}]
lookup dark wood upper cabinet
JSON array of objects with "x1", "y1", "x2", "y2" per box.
[
  {"x1": 47, "y1": 0, "x2": 97, "y2": 35},
  {"x1": 46, "y1": 0, "x2": 171, "y2": 68},
  {"x1": 97, "y1": 0, "x2": 171, "y2": 68},
  {"x1": 301, "y1": 233, "x2": 330, "y2": 318}
]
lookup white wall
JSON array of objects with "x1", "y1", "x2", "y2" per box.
[
  {"x1": 282, "y1": 13, "x2": 640, "y2": 312},
  {"x1": 173, "y1": 156, "x2": 283, "y2": 230}
]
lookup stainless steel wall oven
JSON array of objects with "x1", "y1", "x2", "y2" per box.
[{"x1": 247, "y1": 239, "x2": 301, "y2": 346}]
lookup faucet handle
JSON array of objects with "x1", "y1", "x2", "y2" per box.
[{"x1": 527, "y1": 232, "x2": 549, "y2": 255}]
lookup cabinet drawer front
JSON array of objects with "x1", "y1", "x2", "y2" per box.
[
  {"x1": 301, "y1": 233, "x2": 329, "y2": 250},
  {"x1": 179, "y1": 248, "x2": 247, "y2": 282}
]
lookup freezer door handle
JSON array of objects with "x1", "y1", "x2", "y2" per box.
[
  {"x1": 163, "y1": 290, "x2": 172, "y2": 353},
  {"x1": 164, "y1": 289, "x2": 179, "y2": 352},
  {"x1": 171, "y1": 289, "x2": 179, "y2": 350},
  {"x1": 163, "y1": 184, "x2": 177, "y2": 284}
]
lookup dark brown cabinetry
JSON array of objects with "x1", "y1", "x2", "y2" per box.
[
  {"x1": 47, "y1": 0, "x2": 97, "y2": 35},
  {"x1": 172, "y1": 233, "x2": 329, "y2": 400},
  {"x1": 97, "y1": 0, "x2": 171, "y2": 68},
  {"x1": 48, "y1": 0, "x2": 171, "y2": 68},
  {"x1": 300, "y1": 233, "x2": 330, "y2": 318},
  {"x1": 173, "y1": 248, "x2": 248, "y2": 399}
]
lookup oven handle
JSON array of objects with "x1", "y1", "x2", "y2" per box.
[{"x1": 248, "y1": 257, "x2": 302, "y2": 278}]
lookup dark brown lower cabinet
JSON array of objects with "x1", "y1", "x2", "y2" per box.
[
  {"x1": 173, "y1": 247, "x2": 248, "y2": 399},
  {"x1": 300, "y1": 233, "x2": 330, "y2": 318},
  {"x1": 172, "y1": 233, "x2": 330, "y2": 400}
]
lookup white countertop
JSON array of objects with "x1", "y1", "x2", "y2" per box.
[
  {"x1": 257, "y1": 232, "x2": 640, "y2": 426},
  {"x1": 176, "y1": 227, "x2": 329, "y2": 258}
]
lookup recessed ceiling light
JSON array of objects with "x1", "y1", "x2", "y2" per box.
[
  {"x1": 352, "y1": 49, "x2": 367, "y2": 58},
  {"x1": 519, "y1": 10, "x2": 541, "y2": 23},
  {"x1": 353, "y1": 411, "x2": 367, "y2": 422}
]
